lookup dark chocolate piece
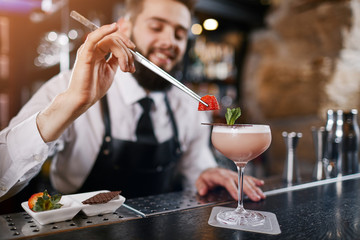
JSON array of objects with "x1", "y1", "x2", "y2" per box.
[{"x1": 82, "y1": 191, "x2": 121, "y2": 205}]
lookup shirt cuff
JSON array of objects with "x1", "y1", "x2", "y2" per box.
[
  {"x1": 1, "y1": 113, "x2": 55, "y2": 200},
  {"x1": 7, "y1": 112, "x2": 53, "y2": 163}
]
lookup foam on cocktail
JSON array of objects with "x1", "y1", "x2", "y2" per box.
[{"x1": 212, "y1": 125, "x2": 270, "y2": 133}]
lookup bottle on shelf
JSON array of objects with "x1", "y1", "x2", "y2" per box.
[
  {"x1": 324, "y1": 109, "x2": 344, "y2": 178},
  {"x1": 343, "y1": 109, "x2": 359, "y2": 174}
]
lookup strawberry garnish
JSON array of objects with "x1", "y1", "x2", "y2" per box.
[
  {"x1": 198, "y1": 95, "x2": 220, "y2": 111},
  {"x1": 28, "y1": 192, "x2": 44, "y2": 210},
  {"x1": 28, "y1": 190, "x2": 63, "y2": 212}
]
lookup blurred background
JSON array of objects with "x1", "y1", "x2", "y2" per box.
[{"x1": 1, "y1": 0, "x2": 360, "y2": 178}]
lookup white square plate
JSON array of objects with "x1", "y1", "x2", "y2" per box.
[
  {"x1": 68, "y1": 190, "x2": 126, "y2": 216},
  {"x1": 21, "y1": 196, "x2": 83, "y2": 225}
]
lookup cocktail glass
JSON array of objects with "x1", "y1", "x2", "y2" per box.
[{"x1": 210, "y1": 124, "x2": 271, "y2": 226}]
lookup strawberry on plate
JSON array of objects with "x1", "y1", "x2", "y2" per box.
[
  {"x1": 198, "y1": 95, "x2": 220, "y2": 111},
  {"x1": 28, "y1": 190, "x2": 63, "y2": 212},
  {"x1": 28, "y1": 192, "x2": 44, "y2": 210}
]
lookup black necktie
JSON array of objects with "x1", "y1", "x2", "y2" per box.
[{"x1": 136, "y1": 97, "x2": 157, "y2": 143}]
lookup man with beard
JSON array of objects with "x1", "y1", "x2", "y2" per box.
[{"x1": 0, "y1": 0, "x2": 266, "y2": 203}]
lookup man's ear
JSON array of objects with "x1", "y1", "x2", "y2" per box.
[{"x1": 117, "y1": 17, "x2": 132, "y2": 37}]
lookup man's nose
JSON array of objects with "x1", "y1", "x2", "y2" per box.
[{"x1": 158, "y1": 28, "x2": 177, "y2": 50}]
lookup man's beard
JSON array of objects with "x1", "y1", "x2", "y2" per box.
[
  {"x1": 132, "y1": 60, "x2": 183, "y2": 91},
  {"x1": 129, "y1": 34, "x2": 184, "y2": 91}
]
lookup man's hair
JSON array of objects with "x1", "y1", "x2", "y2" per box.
[{"x1": 125, "y1": 0, "x2": 197, "y2": 23}]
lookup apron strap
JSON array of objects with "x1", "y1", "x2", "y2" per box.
[
  {"x1": 100, "y1": 96, "x2": 112, "y2": 155},
  {"x1": 164, "y1": 93, "x2": 182, "y2": 155}
]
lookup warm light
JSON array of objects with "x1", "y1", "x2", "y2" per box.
[
  {"x1": 203, "y1": 18, "x2": 218, "y2": 31},
  {"x1": 58, "y1": 34, "x2": 69, "y2": 45},
  {"x1": 68, "y1": 29, "x2": 78, "y2": 40},
  {"x1": 47, "y1": 31, "x2": 57, "y2": 42},
  {"x1": 191, "y1": 23, "x2": 203, "y2": 35},
  {"x1": 41, "y1": 0, "x2": 53, "y2": 12}
]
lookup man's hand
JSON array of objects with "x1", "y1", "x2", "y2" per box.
[
  {"x1": 37, "y1": 23, "x2": 136, "y2": 143},
  {"x1": 69, "y1": 22, "x2": 136, "y2": 109},
  {"x1": 195, "y1": 167, "x2": 266, "y2": 202}
]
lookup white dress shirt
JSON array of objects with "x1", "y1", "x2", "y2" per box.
[{"x1": 0, "y1": 69, "x2": 217, "y2": 201}]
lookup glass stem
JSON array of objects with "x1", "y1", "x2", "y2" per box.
[{"x1": 236, "y1": 165, "x2": 246, "y2": 213}]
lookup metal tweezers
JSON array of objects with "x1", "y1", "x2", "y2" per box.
[{"x1": 70, "y1": 11, "x2": 208, "y2": 107}]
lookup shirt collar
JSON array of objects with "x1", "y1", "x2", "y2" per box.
[{"x1": 116, "y1": 69, "x2": 167, "y2": 108}]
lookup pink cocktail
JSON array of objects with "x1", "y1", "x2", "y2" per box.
[{"x1": 211, "y1": 124, "x2": 271, "y2": 226}]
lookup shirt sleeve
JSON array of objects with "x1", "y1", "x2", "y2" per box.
[
  {"x1": 0, "y1": 113, "x2": 56, "y2": 201},
  {"x1": 0, "y1": 71, "x2": 71, "y2": 202}
]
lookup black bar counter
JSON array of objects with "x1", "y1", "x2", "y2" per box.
[{"x1": 1, "y1": 173, "x2": 360, "y2": 240}]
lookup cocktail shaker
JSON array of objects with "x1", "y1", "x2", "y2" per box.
[
  {"x1": 282, "y1": 131, "x2": 302, "y2": 184},
  {"x1": 311, "y1": 127, "x2": 327, "y2": 180},
  {"x1": 313, "y1": 109, "x2": 359, "y2": 180}
]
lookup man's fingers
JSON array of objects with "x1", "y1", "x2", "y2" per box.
[
  {"x1": 96, "y1": 32, "x2": 136, "y2": 72},
  {"x1": 106, "y1": 55, "x2": 121, "y2": 73},
  {"x1": 248, "y1": 176, "x2": 266, "y2": 199},
  {"x1": 197, "y1": 168, "x2": 238, "y2": 199},
  {"x1": 80, "y1": 23, "x2": 118, "y2": 61},
  {"x1": 195, "y1": 179, "x2": 208, "y2": 196},
  {"x1": 112, "y1": 39, "x2": 135, "y2": 72},
  {"x1": 255, "y1": 186, "x2": 266, "y2": 199},
  {"x1": 243, "y1": 180, "x2": 260, "y2": 201},
  {"x1": 248, "y1": 175, "x2": 265, "y2": 186},
  {"x1": 243, "y1": 177, "x2": 266, "y2": 201},
  {"x1": 78, "y1": 22, "x2": 136, "y2": 73},
  {"x1": 196, "y1": 168, "x2": 266, "y2": 202},
  {"x1": 222, "y1": 177, "x2": 238, "y2": 200}
]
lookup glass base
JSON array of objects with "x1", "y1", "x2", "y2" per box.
[
  {"x1": 209, "y1": 207, "x2": 281, "y2": 235},
  {"x1": 216, "y1": 208, "x2": 265, "y2": 226}
]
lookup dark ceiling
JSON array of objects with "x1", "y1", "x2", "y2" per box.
[
  {"x1": 195, "y1": 0, "x2": 271, "y2": 31},
  {"x1": 0, "y1": 0, "x2": 270, "y2": 32}
]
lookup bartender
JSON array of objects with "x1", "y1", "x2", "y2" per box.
[{"x1": 0, "y1": 0, "x2": 266, "y2": 202}]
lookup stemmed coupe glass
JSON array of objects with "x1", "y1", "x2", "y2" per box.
[{"x1": 210, "y1": 123, "x2": 271, "y2": 226}]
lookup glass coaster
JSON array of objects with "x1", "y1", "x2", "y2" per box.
[{"x1": 208, "y1": 206, "x2": 281, "y2": 235}]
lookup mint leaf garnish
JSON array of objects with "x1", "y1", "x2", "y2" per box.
[{"x1": 225, "y1": 107, "x2": 241, "y2": 125}]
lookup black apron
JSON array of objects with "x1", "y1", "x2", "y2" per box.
[{"x1": 78, "y1": 94, "x2": 183, "y2": 198}]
